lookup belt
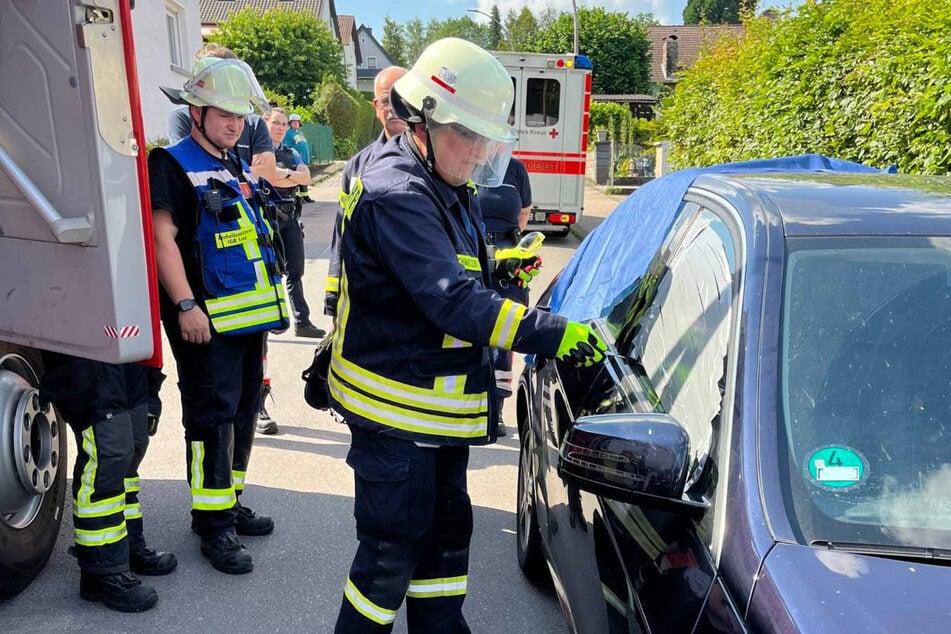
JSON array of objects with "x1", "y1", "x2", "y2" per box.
[{"x1": 485, "y1": 229, "x2": 521, "y2": 245}]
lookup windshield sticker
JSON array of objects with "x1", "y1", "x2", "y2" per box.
[{"x1": 805, "y1": 446, "x2": 868, "y2": 489}]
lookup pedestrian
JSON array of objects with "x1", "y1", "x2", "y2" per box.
[
  {"x1": 324, "y1": 65, "x2": 407, "y2": 319},
  {"x1": 284, "y1": 114, "x2": 314, "y2": 202},
  {"x1": 162, "y1": 44, "x2": 286, "y2": 436},
  {"x1": 265, "y1": 106, "x2": 326, "y2": 339},
  {"x1": 39, "y1": 356, "x2": 177, "y2": 612},
  {"x1": 477, "y1": 156, "x2": 534, "y2": 436},
  {"x1": 149, "y1": 56, "x2": 286, "y2": 575},
  {"x1": 329, "y1": 38, "x2": 607, "y2": 632}
]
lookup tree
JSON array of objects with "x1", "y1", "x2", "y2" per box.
[
  {"x1": 505, "y1": 7, "x2": 540, "y2": 52},
  {"x1": 661, "y1": 0, "x2": 951, "y2": 174},
  {"x1": 382, "y1": 16, "x2": 408, "y2": 67},
  {"x1": 425, "y1": 17, "x2": 491, "y2": 49},
  {"x1": 489, "y1": 5, "x2": 504, "y2": 50},
  {"x1": 683, "y1": 0, "x2": 755, "y2": 24},
  {"x1": 530, "y1": 7, "x2": 653, "y2": 95},
  {"x1": 207, "y1": 8, "x2": 345, "y2": 106}
]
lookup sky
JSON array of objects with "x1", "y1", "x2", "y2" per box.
[{"x1": 336, "y1": 0, "x2": 806, "y2": 39}]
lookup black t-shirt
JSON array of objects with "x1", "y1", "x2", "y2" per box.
[
  {"x1": 147, "y1": 145, "x2": 245, "y2": 318},
  {"x1": 476, "y1": 158, "x2": 532, "y2": 234}
]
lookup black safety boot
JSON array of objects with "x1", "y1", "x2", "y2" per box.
[
  {"x1": 130, "y1": 546, "x2": 178, "y2": 576},
  {"x1": 496, "y1": 414, "x2": 508, "y2": 437},
  {"x1": 256, "y1": 384, "x2": 279, "y2": 435},
  {"x1": 80, "y1": 570, "x2": 158, "y2": 613},
  {"x1": 294, "y1": 322, "x2": 326, "y2": 338},
  {"x1": 236, "y1": 502, "x2": 274, "y2": 536},
  {"x1": 200, "y1": 532, "x2": 253, "y2": 575}
]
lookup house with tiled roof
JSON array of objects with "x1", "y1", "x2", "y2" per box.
[
  {"x1": 199, "y1": 0, "x2": 339, "y2": 42},
  {"x1": 647, "y1": 25, "x2": 744, "y2": 88},
  {"x1": 337, "y1": 14, "x2": 361, "y2": 88},
  {"x1": 355, "y1": 25, "x2": 396, "y2": 93}
]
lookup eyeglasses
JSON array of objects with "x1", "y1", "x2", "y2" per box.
[{"x1": 375, "y1": 97, "x2": 391, "y2": 109}]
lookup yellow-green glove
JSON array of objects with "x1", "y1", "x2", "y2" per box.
[{"x1": 556, "y1": 322, "x2": 607, "y2": 367}]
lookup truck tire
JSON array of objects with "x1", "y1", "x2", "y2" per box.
[{"x1": 0, "y1": 345, "x2": 67, "y2": 596}]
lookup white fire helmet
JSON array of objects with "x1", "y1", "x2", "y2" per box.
[
  {"x1": 391, "y1": 38, "x2": 516, "y2": 187},
  {"x1": 177, "y1": 57, "x2": 269, "y2": 115}
]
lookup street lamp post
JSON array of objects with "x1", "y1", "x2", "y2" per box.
[{"x1": 571, "y1": 0, "x2": 579, "y2": 55}]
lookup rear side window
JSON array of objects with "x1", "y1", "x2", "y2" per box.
[{"x1": 524, "y1": 77, "x2": 560, "y2": 128}]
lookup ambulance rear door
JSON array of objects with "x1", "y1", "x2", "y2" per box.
[{"x1": 0, "y1": 0, "x2": 158, "y2": 363}]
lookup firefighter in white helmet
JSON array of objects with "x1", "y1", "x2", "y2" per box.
[
  {"x1": 330, "y1": 38, "x2": 606, "y2": 632},
  {"x1": 149, "y1": 57, "x2": 288, "y2": 576}
]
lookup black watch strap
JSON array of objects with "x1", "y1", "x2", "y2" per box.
[{"x1": 177, "y1": 298, "x2": 198, "y2": 312}]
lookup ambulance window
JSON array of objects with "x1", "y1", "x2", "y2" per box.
[{"x1": 525, "y1": 78, "x2": 561, "y2": 128}]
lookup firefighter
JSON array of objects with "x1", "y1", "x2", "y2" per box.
[
  {"x1": 39, "y1": 357, "x2": 176, "y2": 612},
  {"x1": 330, "y1": 38, "x2": 607, "y2": 632},
  {"x1": 149, "y1": 57, "x2": 288, "y2": 575},
  {"x1": 324, "y1": 65, "x2": 407, "y2": 319}
]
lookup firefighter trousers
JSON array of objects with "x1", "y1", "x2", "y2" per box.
[
  {"x1": 335, "y1": 426, "x2": 473, "y2": 633},
  {"x1": 41, "y1": 358, "x2": 152, "y2": 574},
  {"x1": 165, "y1": 326, "x2": 264, "y2": 535}
]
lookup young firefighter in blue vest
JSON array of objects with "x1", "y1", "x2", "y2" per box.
[
  {"x1": 148, "y1": 57, "x2": 288, "y2": 575},
  {"x1": 330, "y1": 38, "x2": 607, "y2": 632}
]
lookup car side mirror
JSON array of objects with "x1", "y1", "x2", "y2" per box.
[{"x1": 557, "y1": 413, "x2": 709, "y2": 514}]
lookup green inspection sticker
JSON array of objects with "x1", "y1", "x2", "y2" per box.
[{"x1": 805, "y1": 446, "x2": 868, "y2": 489}]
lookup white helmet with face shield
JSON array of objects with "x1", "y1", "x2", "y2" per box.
[
  {"x1": 390, "y1": 38, "x2": 516, "y2": 187},
  {"x1": 170, "y1": 57, "x2": 270, "y2": 115}
]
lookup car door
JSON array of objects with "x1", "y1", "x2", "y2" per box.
[{"x1": 584, "y1": 201, "x2": 747, "y2": 633}]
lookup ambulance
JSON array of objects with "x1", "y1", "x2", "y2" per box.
[
  {"x1": 0, "y1": 0, "x2": 158, "y2": 595},
  {"x1": 495, "y1": 51, "x2": 593, "y2": 236}
]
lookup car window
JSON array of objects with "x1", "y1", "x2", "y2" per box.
[
  {"x1": 780, "y1": 237, "x2": 951, "y2": 550},
  {"x1": 619, "y1": 209, "x2": 738, "y2": 496}
]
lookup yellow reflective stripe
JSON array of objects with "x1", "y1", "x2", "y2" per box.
[
  {"x1": 205, "y1": 287, "x2": 285, "y2": 315},
  {"x1": 435, "y1": 336, "x2": 468, "y2": 394},
  {"x1": 215, "y1": 224, "x2": 258, "y2": 248},
  {"x1": 325, "y1": 276, "x2": 340, "y2": 293},
  {"x1": 124, "y1": 477, "x2": 140, "y2": 493},
  {"x1": 442, "y1": 334, "x2": 472, "y2": 348},
  {"x1": 329, "y1": 379, "x2": 486, "y2": 438},
  {"x1": 341, "y1": 178, "x2": 364, "y2": 223},
  {"x1": 191, "y1": 441, "x2": 205, "y2": 491},
  {"x1": 332, "y1": 354, "x2": 487, "y2": 413},
  {"x1": 191, "y1": 487, "x2": 237, "y2": 511},
  {"x1": 78, "y1": 427, "x2": 98, "y2": 508},
  {"x1": 344, "y1": 577, "x2": 397, "y2": 625},
  {"x1": 75, "y1": 523, "x2": 127, "y2": 547},
  {"x1": 124, "y1": 503, "x2": 142, "y2": 520},
  {"x1": 210, "y1": 304, "x2": 289, "y2": 332},
  {"x1": 489, "y1": 300, "x2": 526, "y2": 350},
  {"x1": 232, "y1": 470, "x2": 246, "y2": 492},
  {"x1": 406, "y1": 576, "x2": 467, "y2": 598},
  {"x1": 457, "y1": 254, "x2": 481, "y2": 272},
  {"x1": 73, "y1": 492, "x2": 125, "y2": 519}
]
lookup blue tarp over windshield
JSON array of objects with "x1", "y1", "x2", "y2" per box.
[{"x1": 549, "y1": 154, "x2": 890, "y2": 322}]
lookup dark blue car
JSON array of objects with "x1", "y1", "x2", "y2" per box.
[{"x1": 516, "y1": 170, "x2": 951, "y2": 632}]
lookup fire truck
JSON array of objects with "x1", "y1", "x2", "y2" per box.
[
  {"x1": 494, "y1": 51, "x2": 593, "y2": 236},
  {"x1": 0, "y1": 0, "x2": 158, "y2": 595}
]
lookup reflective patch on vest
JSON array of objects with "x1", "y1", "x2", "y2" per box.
[
  {"x1": 457, "y1": 254, "x2": 481, "y2": 272},
  {"x1": 215, "y1": 225, "x2": 258, "y2": 249},
  {"x1": 341, "y1": 177, "x2": 364, "y2": 223}
]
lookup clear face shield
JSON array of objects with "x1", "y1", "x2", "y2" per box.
[
  {"x1": 426, "y1": 114, "x2": 516, "y2": 188},
  {"x1": 184, "y1": 58, "x2": 271, "y2": 115}
]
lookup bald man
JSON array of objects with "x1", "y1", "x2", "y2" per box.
[{"x1": 324, "y1": 66, "x2": 408, "y2": 318}]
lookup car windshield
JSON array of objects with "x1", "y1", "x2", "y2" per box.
[{"x1": 780, "y1": 237, "x2": 951, "y2": 551}]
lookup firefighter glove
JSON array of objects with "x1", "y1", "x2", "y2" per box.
[
  {"x1": 556, "y1": 322, "x2": 607, "y2": 367},
  {"x1": 493, "y1": 248, "x2": 539, "y2": 281},
  {"x1": 515, "y1": 255, "x2": 543, "y2": 288}
]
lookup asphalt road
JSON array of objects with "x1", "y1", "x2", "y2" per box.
[{"x1": 0, "y1": 165, "x2": 590, "y2": 632}]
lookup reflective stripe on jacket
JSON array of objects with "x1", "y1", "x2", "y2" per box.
[
  {"x1": 329, "y1": 134, "x2": 566, "y2": 446},
  {"x1": 166, "y1": 137, "x2": 288, "y2": 335}
]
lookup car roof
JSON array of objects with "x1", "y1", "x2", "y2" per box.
[{"x1": 692, "y1": 172, "x2": 951, "y2": 237}]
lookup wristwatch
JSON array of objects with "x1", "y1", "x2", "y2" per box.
[{"x1": 177, "y1": 298, "x2": 198, "y2": 312}]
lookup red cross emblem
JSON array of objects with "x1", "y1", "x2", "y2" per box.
[{"x1": 549, "y1": 128, "x2": 560, "y2": 139}]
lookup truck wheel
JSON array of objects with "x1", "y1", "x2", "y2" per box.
[{"x1": 0, "y1": 345, "x2": 67, "y2": 596}]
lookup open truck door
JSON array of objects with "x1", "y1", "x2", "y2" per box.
[{"x1": 0, "y1": 0, "x2": 159, "y2": 595}]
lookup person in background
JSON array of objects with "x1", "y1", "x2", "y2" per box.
[
  {"x1": 40, "y1": 356, "x2": 177, "y2": 612},
  {"x1": 162, "y1": 44, "x2": 287, "y2": 436},
  {"x1": 284, "y1": 114, "x2": 313, "y2": 202},
  {"x1": 330, "y1": 38, "x2": 606, "y2": 632},
  {"x1": 265, "y1": 106, "x2": 326, "y2": 339},
  {"x1": 324, "y1": 65, "x2": 407, "y2": 320},
  {"x1": 151, "y1": 57, "x2": 286, "y2": 575},
  {"x1": 477, "y1": 156, "x2": 533, "y2": 437}
]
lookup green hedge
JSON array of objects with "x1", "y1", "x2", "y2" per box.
[
  {"x1": 660, "y1": 0, "x2": 951, "y2": 174},
  {"x1": 311, "y1": 76, "x2": 378, "y2": 159}
]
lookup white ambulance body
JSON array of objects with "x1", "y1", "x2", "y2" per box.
[
  {"x1": 494, "y1": 51, "x2": 593, "y2": 236},
  {"x1": 0, "y1": 0, "x2": 158, "y2": 595}
]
